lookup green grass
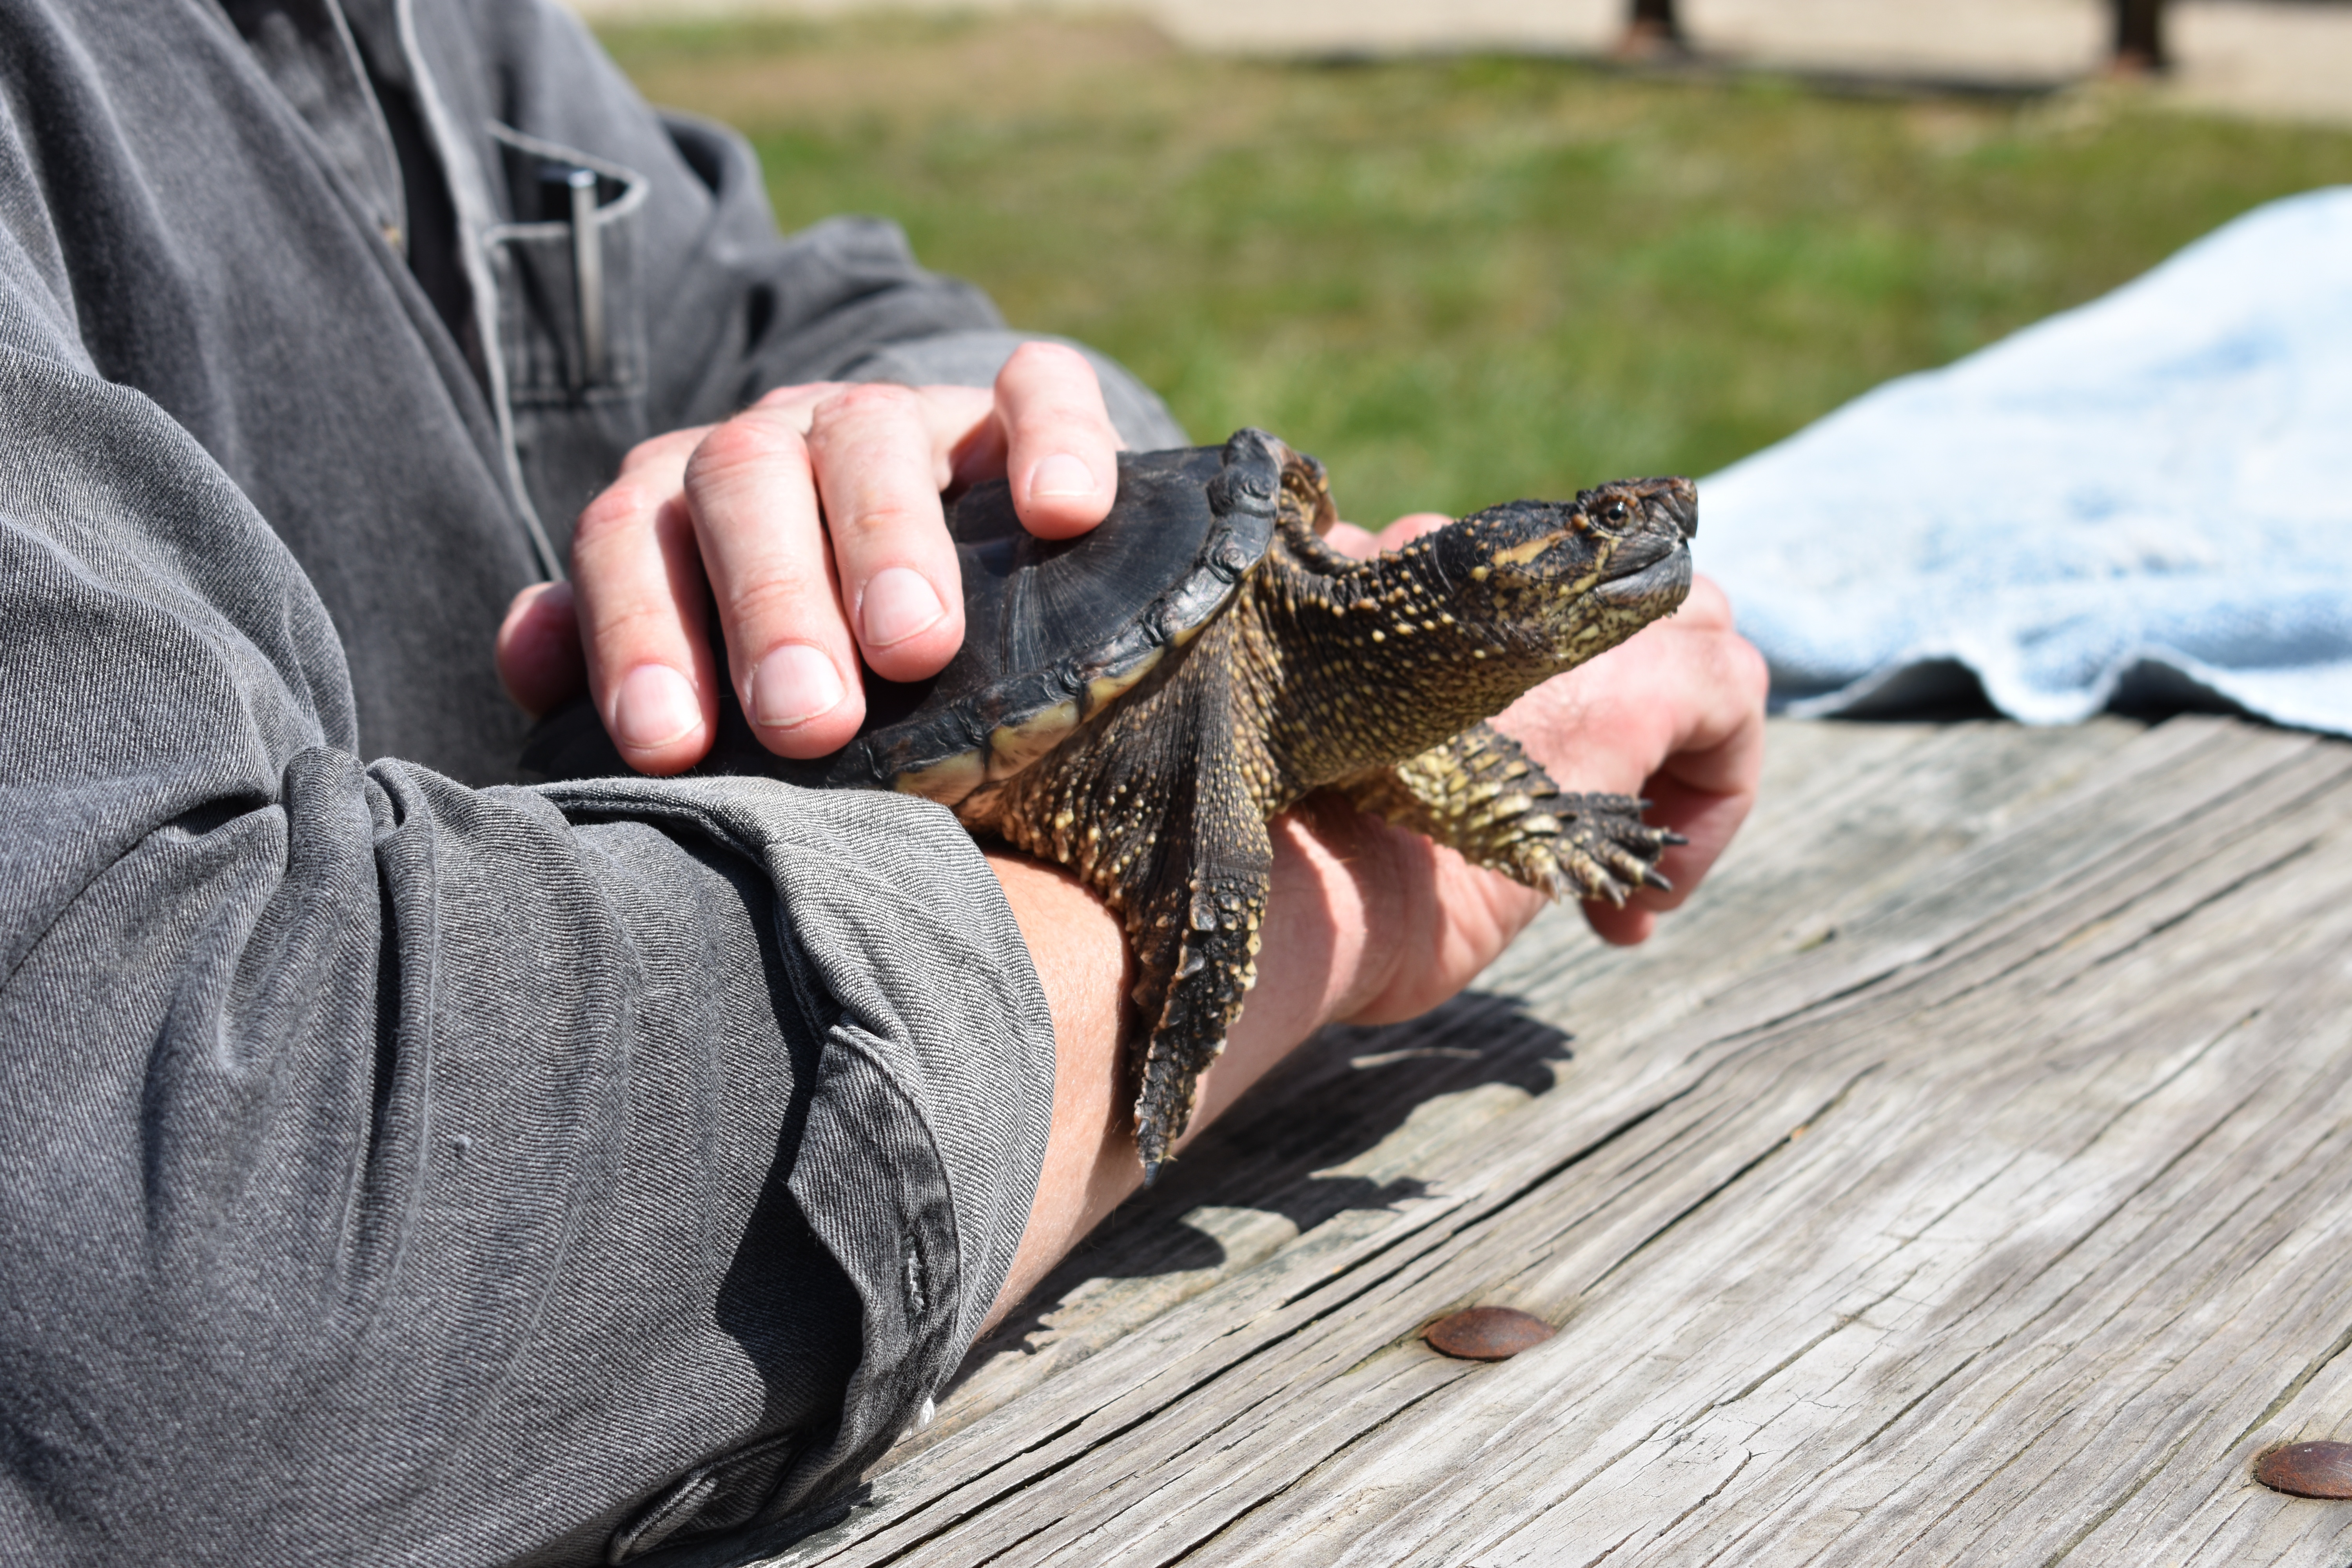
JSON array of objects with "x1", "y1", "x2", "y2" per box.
[{"x1": 602, "y1": 13, "x2": 2352, "y2": 524}]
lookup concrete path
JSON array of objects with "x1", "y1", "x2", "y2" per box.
[{"x1": 566, "y1": 0, "x2": 2352, "y2": 124}]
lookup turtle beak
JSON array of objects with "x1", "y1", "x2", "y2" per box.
[{"x1": 1593, "y1": 543, "x2": 1692, "y2": 610}]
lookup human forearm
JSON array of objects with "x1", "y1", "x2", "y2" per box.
[{"x1": 977, "y1": 798, "x2": 1495, "y2": 1328}]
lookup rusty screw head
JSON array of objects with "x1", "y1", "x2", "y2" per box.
[
  {"x1": 2256, "y1": 1441, "x2": 2352, "y2": 1499},
  {"x1": 1425, "y1": 1306, "x2": 1554, "y2": 1361}
]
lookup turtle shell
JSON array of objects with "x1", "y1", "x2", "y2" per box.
[
  {"x1": 839, "y1": 426, "x2": 1285, "y2": 805},
  {"x1": 519, "y1": 427, "x2": 1287, "y2": 797}
]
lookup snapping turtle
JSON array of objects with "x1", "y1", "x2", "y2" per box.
[{"x1": 532, "y1": 429, "x2": 1696, "y2": 1179}]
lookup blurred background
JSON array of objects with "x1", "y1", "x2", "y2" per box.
[{"x1": 565, "y1": 0, "x2": 2352, "y2": 526}]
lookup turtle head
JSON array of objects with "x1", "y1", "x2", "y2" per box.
[{"x1": 1428, "y1": 475, "x2": 1696, "y2": 671}]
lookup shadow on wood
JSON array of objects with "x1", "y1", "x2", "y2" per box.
[
  {"x1": 652, "y1": 716, "x2": 2352, "y2": 1568},
  {"x1": 937, "y1": 990, "x2": 1576, "y2": 1420}
]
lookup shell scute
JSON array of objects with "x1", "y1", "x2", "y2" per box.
[{"x1": 853, "y1": 429, "x2": 1286, "y2": 793}]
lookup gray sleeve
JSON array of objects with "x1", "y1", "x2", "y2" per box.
[
  {"x1": 0, "y1": 243, "x2": 1050, "y2": 1568},
  {"x1": 410, "y1": 1, "x2": 1183, "y2": 546}
]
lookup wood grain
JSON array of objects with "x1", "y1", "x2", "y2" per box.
[{"x1": 653, "y1": 715, "x2": 2352, "y2": 1568}]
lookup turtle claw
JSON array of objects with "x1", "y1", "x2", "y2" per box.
[
  {"x1": 1535, "y1": 795, "x2": 1682, "y2": 906},
  {"x1": 1603, "y1": 843, "x2": 1672, "y2": 893},
  {"x1": 1142, "y1": 1160, "x2": 1162, "y2": 1189}
]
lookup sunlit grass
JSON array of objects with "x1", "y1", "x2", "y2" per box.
[{"x1": 603, "y1": 12, "x2": 2352, "y2": 522}]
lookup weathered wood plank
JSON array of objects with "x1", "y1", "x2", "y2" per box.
[
  {"x1": 1289, "y1": 773, "x2": 2352, "y2": 1566},
  {"x1": 913, "y1": 717, "x2": 2150, "y2": 1459},
  {"x1": 657, "y1": 717, "x2": 2352, "y2": 1568}
]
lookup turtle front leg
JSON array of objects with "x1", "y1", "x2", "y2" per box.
[
  {"x1": 1123, "y1": 772, "x2": 1274, "y2": 1183},
  {"x1": 1342, "y1": 721, "x2": 1681, "y2": 906},
  {"x1": 977, "y1": 643, "x2": 1276, "y2": 1181}
]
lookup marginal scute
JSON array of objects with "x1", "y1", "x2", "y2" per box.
[
  {"x1": 1084, "y1": 645, "x2": 1163, "y2": 715},
  {"x1": 895, "y1": 749, "x2": 985, "y2": 806},
  {"x1": 989, "y1": 700, "x2": 1081, "y2": 780}
]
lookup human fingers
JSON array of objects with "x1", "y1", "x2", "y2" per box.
[
  {"x1": 749, "y1": 381, "x2": 852, "y2": 428},
  {"x1": 755, "y1": 379, "x2": 998, "y2": 492},
  {"x1": 1321, "y1": 512, "x2": 1450, "y2": 564},
  {"x1": 494, "y1": 581, "x2": 586, "y2": 719},
  {"x1": 568, "y1": 426, "x2": 724, "y2": 774},
  {"x1": 798, "y1": 384, "x2": 968, "y2": 687},
  {"x1": 991, "y1": 341, "x2": 1123, "y2": 541},
  {"x1": 1369, "y1": 512, "x2": 1453, "y2": 550},
  {"x1": 680, "y1": 406, "x2": 869, "y2": 757},
  {"x1": 1548, "y1": 576, "x2": 1767, "y2": 942}
]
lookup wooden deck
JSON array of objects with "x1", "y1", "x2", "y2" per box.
[{"x1": 670, "y1": 714, "x2": 2352, "y2": 1566}]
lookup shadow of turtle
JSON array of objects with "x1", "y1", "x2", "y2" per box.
[{"x1": 954, "y1": 988, "x2": 1572, "y2": 1379}]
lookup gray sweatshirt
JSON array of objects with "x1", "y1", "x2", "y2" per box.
[{"x1": 0, "y1": 2, "x2": 1178, "y2": 1562}]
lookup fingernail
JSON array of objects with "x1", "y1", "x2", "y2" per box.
[
  {"x1": 750, "y1": 642, "x2": 846, "y2": 731},
  {"x1": 860, "y1": 566, "x2": 946, "y2": 649},
  {"x1": 612, "y1": 664, "x2": 702, "y2": 751},
  {"x1": 1030, "y1": 452, "x2": 1097, "y2": 499}
]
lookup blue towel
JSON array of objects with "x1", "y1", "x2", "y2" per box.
[{"x1": 1699, "y1": 186, "x2": 2352, "y2": 734}]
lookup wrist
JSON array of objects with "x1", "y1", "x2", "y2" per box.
[
  {"x1": 1266, "y1": 795, "x2": 1416, "y2": 1029},
  {"x1": 1172, "y1": 797, "x2": 1413, "y2": 1137}
]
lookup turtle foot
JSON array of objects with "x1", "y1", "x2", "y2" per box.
[{"x1": 1543, "y1": 793, "x2": 1683, "y2": 906}]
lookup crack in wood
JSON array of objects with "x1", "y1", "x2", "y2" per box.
[
  {"x1": 1684, "y1": 1271, "x2": 1920, "y2": 1431},
  {"x1": 1274, "y1": 1090, "x2": 1702, "y2": 1316},
  {"x1": 1169, "y1": 1377, "x2": 1464, "y2": 1567},
  {"x1": 2066, "y1": 842, "x2": 2324, "y2": 984},
  {"x1": 2225, "y1": 1316, "x2": 2352, "y2": 1459},
  {"x1": 2034, "y1": 1424, "x2": 2203, "y2": 1567},
  {"x1": 1653, "y1": 1448, "x2": 1756, "y2": 1546},
  {"x1": 1572, "y1": 1526, "x2": 1641, "y2": 1568},
  {"x1": 1589, "y1": 1066, "x2": 1883, "y2": 1292}
]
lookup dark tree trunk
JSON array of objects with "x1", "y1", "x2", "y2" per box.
[
  {"x1": 1617, "y1": 0, "x2": 1685, "y2": 58},
  {"x1": 2112, "y1": 0, "x2": 2167, "y2": 73}
]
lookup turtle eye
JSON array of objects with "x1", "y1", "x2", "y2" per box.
[{"x1": 1605, "y1": 499, "x2": 1630, "y2": 523}]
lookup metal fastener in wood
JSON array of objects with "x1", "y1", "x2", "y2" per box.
[
  {"x1": 2256, "y1": 1441, "x2": 2352, "y2": 1499},
  {"x1": 1425, "y1": 1307, "x2": 1554, "y2": 1361}
]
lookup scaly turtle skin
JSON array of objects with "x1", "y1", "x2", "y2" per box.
[{"x1": 528, "y1": 428, "x2": 1696, "y2": 1180}]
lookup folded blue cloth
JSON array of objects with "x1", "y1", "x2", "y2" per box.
[{"x1": 1700, "y1": 186, "x2": 2352, "y2": 735}]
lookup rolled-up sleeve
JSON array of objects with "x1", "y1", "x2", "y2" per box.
[{"x1": 0, "y1": 274, "x2": 1051, "y2": 1566}]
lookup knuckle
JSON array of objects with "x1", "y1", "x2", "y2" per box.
[
  {"x1": 1731, "y1": 637, "x2": 1771, "y2": 704},
  {"x1": 622, "y1": 428, "x2": 697, "y2": 473},
  {"x1": 1684, "y1": 575, "x2": 1738, "y2": 626},
  {"x1": 721, "y1": 571, "x2": 829, "y2": 637},
  {"x1": 1005, "y1": 339, "x2": 1088, "y2": 379},
  {"x1": 595, "y1": 597, "x2": 682, "y2": 644},
  {"x1": 572, "y1": 484, "x2": 650, "y2": 551},
  {"x1": 755, "y1": 380, "x2": 840, "y2": 410},
  {"x1": 838, "y1": 500, "x2": 936, "y2": 542},
  {"x1": 686, "y1": 417, "x2": 807, "y2": 489},
  {"x1": 1003, "y1": 342, "x2": 1107, "y2": 420},
  {"x1": 813, "y1": 381, "x2": 924, "y2": 427}
]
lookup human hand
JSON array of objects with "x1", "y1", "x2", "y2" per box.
[{"x1": 494, "y1": 343, "x2": 1126, "y2": 774}]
